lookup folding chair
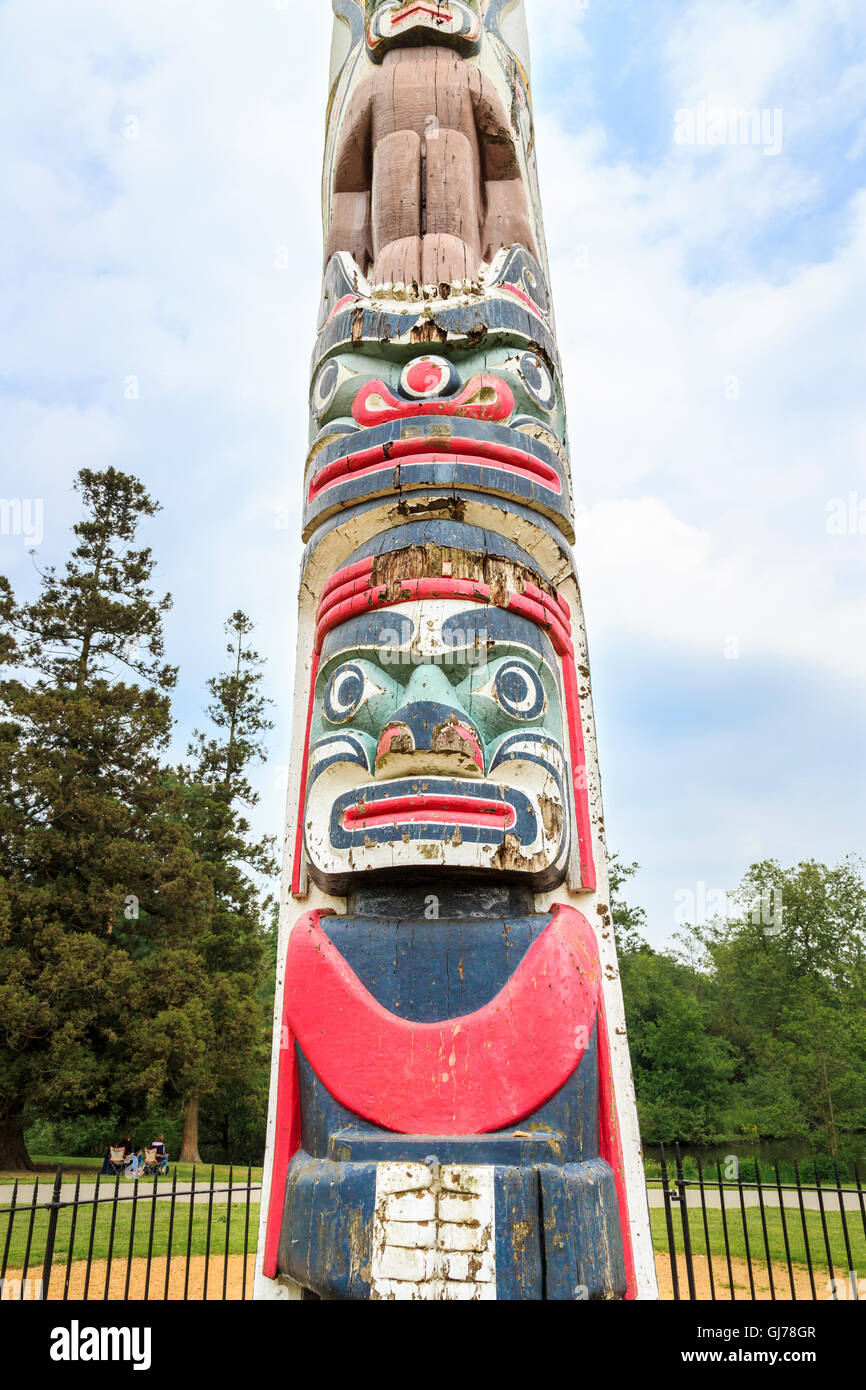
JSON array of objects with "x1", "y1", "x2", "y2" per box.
[
  {"x1": 143, "y1": 1147, "x2": 169, "y2": 1177},
  {"x1": 107, "y1": 1145, "x2": 126, "y2": 1177}
]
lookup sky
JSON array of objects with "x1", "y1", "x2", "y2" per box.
[{"x1": 1, "y1": 0, "x2": 864, "y2": 946}]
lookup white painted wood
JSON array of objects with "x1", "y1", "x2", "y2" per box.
[{"x1": 371, "y1": 1162, "x2": 497, "y2": 1301}]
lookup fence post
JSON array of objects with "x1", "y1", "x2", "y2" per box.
[
  {"x1": 40, "y1": 1165, "x2": 64, "y2": 1301},
  {"x1": 659, "y1": 1144, "x2": 681, "y2": 1300},
  {"x1": 674, "y1": 1144, "x2": 697, "y2": 1301},
  {"x1": 1, "y1": 1180, "x2": 19, "y2": 1288}
]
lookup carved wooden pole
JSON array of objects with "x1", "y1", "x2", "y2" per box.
[{"x1": 255, "y1": 0, "x2": 657, "y2": 1301}]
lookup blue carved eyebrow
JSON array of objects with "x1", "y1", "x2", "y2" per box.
[
  {"x1": 345, "y1": 519, "x2": 546, "y2": 577},
  {"x1": 442, "y1": 608, "x2": 558, "y2": 669},
  {"x1": 320, "y1": 610, "x2": 415, "y2": 663}
]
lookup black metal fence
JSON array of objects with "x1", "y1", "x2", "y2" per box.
[
  {"x1": 648, "y1": 1142, "x2": 866, "y2": 1301},
  {"x1": 4, "y1": 1146, "x2": 865, "y2": 1301},
  {"x1": 0, "y1": 1165, "x2": 260, "y2": 1302}
]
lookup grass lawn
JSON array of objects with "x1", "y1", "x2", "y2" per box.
[
  {"x1": 1, "y1": 1195, "x2": 262, "y2": 1274},
  {"x1": 649, "y1": 1203, "x2": 865, "y2": 1278},
  {"x1": 0, "y1": 1156, "x2": 263, "y2": 1187}
]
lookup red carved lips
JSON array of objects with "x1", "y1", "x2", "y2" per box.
[{"x1": 342, "y1": 794, "x2": 516, "y2": 832}]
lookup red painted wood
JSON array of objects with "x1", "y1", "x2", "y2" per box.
[
  {"x1": 324, "y1": 293, "x2": 358, "y2": 325},
  {"x1": 596, "y1": 985, "x2": 636, "y2": 1299},
  {"x1": 499, "y1": 282, "x2": 548, "y2": 320},
  {"x1": 320, "y1": 555, "x2": 374, "y2": 601},
  {"x1": 343, "y1": 793, "x2": 516, "y2": 831},
  {"x1": 352, "y1": 373, "x2": 515, "y2": 427},
  {"x1": 262, "y1": 1017, "x2": 301, "y2": 1280},
  {"x1": 561, "y1": 652, "x2": 597, "y2": 892},
  {"x1": 314, "y1": 575, "x2": 568, "y2": 651},
  {"x1": 285, "y1": 905, "x2": 601, "y2": 1135},
  {"x1": 307, "y1": 435, "x2": 562, "y2": 501}
]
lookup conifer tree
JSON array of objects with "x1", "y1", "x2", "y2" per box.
[
  {"x1": 169, "y1": 612, "x2": 277, "y2": 1164},
  {"x1": 0, "y1": 469, "x2": 208, "y2": 1169}
]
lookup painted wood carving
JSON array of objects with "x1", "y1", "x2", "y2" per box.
[{"x1": 255, "y1": 0, "x2": 657, "y2": 1301}]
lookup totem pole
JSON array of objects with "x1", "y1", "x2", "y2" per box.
[{"x1": 255, "y1": 0, "x2": 657, "y2": 1301}]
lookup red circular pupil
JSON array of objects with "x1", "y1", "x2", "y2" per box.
[{"x1": 406, "y1": 360, "x2": 441, "y2": 394}]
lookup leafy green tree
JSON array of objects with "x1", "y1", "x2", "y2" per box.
[
  {"x1": 163, "y1": 612, "x2": 277, "y2": 1164},
  {"x1": 0, "y1": 469, "x2": 209, "y2": 1169},
  {"x1": 614, "y1": 854, "x2": 866, "y2": 1151},
  {"x1": 609, "y1": 853, "x2": 651, "y2": 957},
  {"x1": 698, "y1": 858, "x2": 866, "y2": 1155}
]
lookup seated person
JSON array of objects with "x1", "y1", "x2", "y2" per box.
[
  {"x1": 124, "y1": 1147, "x2": 144, "y2": 1179},
  {"x1": 151, "y1": 1134, "x2": 169, "y2": 1171}
]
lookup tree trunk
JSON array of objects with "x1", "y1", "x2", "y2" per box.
[
  {"x1": 179, "y1": 1094, "x2": 203, "y2": 1166},
  {"x1": 0, "y1": 1114, "x2": 35, "y2": 1171}
]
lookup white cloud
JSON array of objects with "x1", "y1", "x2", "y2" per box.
[
  {"x1": 528, "y1": 108, "x2": 866, "y2": 686},
  {"x1": 663, "y1": 0, "x2": 866, "y2": 116},
  {"x1": 575, "y1": 497, "x2": 866, "y2": 681}
]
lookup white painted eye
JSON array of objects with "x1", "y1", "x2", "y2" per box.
[
  {"x1": 519, "y1": 352, "x2": 556, "y2": 412},
  {"x1": 398, "y1": 355, "x2": 461, "y2": 400},
  {"x1": 312, "y1": 359, "x2": 354, "y2": 418},
  {"x1": 323, "y1": 664, "x2": 382, "y2": 723},
  {"x1": 493, "y1": 662, "x2": 546, "y2": 720}
]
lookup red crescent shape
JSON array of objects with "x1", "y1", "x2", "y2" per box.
[
  {"x1": 264, "y1": 904, "x2": 635, "y2": 1294},
  {"x1": 352, "y1": 374, "x2": 515, "y2": 427},
  {"x1": 285, "y1": 906, "x2": 600, "y2": 1135}
]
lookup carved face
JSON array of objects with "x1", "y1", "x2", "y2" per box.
[
  {"x1": 305, "y1": 346, "x2": 571, "y2": 539},
  {"x1": 304, "y1": 599, "x2": 570, "y2": 893},
  {"x1": 365, "y1": 1, "x2": 483, "y2": 59}
]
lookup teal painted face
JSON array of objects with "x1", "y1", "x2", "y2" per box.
[
  {"x1": 303, "y1": 598, "x2": 570, "y2": 893},
  {"x1": 304, "y1": 345, "x2": 571, "y2": 538},
  {"x1": 365, "y1": 2, "x2": 483, "y2": 59},
  {"x1": 309, "y1": 348, "x2": 566, "y2": 449}
]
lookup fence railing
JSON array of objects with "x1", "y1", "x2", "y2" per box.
[
  {"x1": 3, "y1": 1146, "x2": 864, "y2": 1301},
  {"x1": 648, "y1": 1142, "x2": 866, "y2": 1301},
  {"x1": 0, "y1": 1165, "x2": 260, "y2": 1302}
]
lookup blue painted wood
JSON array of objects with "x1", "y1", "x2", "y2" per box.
[
  {"x1": 328, "y1": 1130, "x2": 561, "y2": 1165},
  {"x1": 345, "y1": 518, "x2": 550, "y2": 577},
  {"x1": 319, "y1": 604, "x2": 560, "y2": 672},
  {"x1": 303, "y1": 457, "x2": 574, "y2": 540},
  {"x1": 300, "y1": 488, "x2": 577, "y2": 572},
  {"x1": 279, "y1": 1153, "x2": 376, "y2": 1301},
  {"x1": 312, "y1": 298, "x2": 562, "y2": 376},
  {"x1": 538, "y1": 1159, "x2": 628, "y2": 1301},
  {"x1": 278, "y1": 1146, "x2": 626, "y2": 1299},
  {"x1": 494, "y1": 1167, "x2": 543, "y2": 1301},
  {"x1": 308, "y1": 415, "x2": 565, "y2": 481}
]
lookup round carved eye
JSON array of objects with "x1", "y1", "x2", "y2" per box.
[
  {"x1": 323, "y1": 663, "x2": 367, "y2": 723},
  {"x1": 397, "y1": 355, "x2": 461, "y2": 400},
  {"x1": 520, "y1": 352, "x2": 556, "y2": 412},
  {"x1": 493, "y1": 662, "x2": 546, "y2": 720}
]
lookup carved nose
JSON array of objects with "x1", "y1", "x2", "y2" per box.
[{"x1": 375, "y1": 701, "x2": 484, "y2": 779}]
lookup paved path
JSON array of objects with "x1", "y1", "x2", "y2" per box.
[
  {"x1": 1, "y1": 1180, "x2": 862, "y2": 1214},
  {"x1": 646, "y1": 1186, "x2": 864, "y2": 1214}
]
